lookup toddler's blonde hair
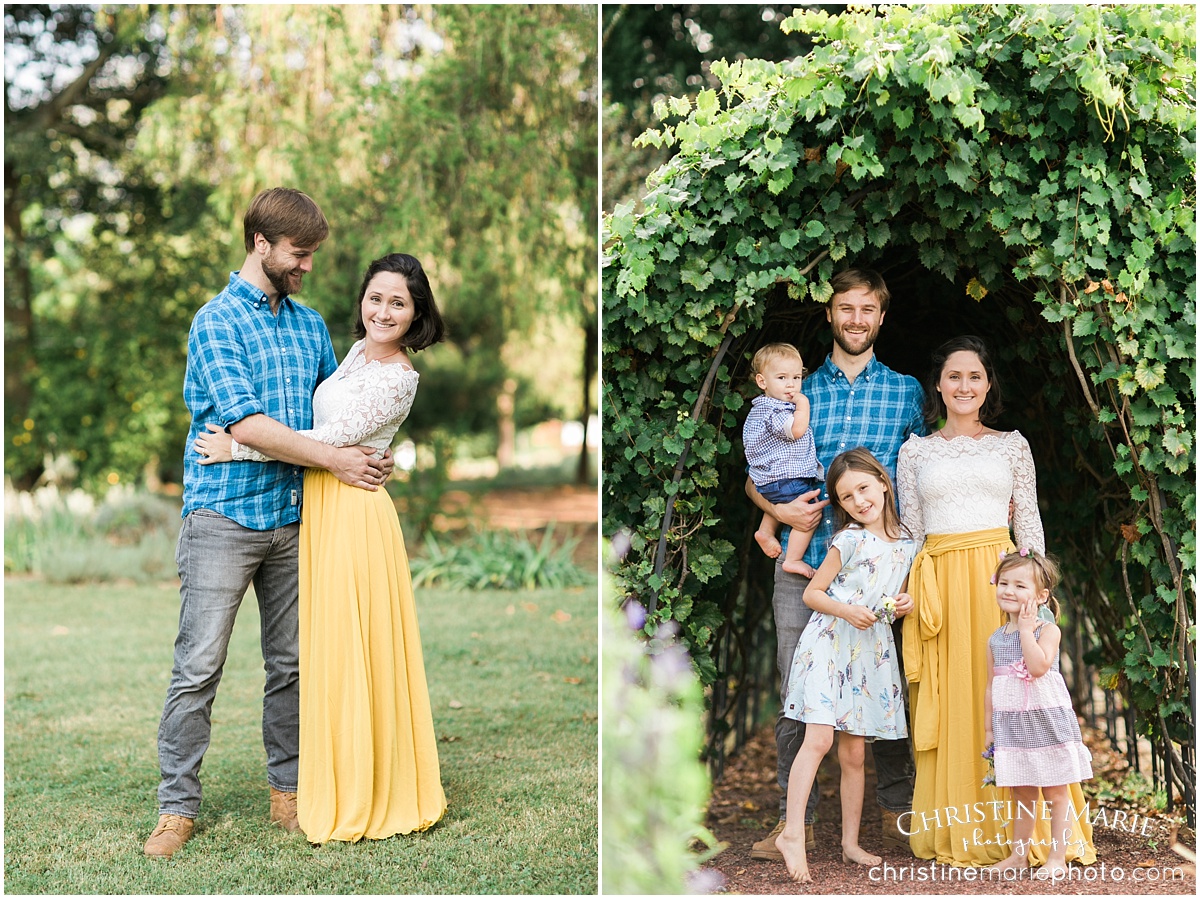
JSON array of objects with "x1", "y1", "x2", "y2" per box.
[
  {"x1": 993, "y1": 549, "x2": 1062, "y2": 617},
  {"x1": 750, "y1": 342, "x2": 804, "y2": 378}
]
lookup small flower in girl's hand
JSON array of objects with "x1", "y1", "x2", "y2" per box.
[
  {"x1": 874, "y1": 595, "x2": 898, "y2": 625},
  {"x1": 981, "y1": 742, "x2": 997, "y2": 788}
]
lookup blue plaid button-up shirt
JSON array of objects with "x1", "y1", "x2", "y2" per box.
[
  {"x1": 743, "y1": 395, "x2": 824, "y2": 486},
  {"x1": 181, "y1": 272, "x2": 338, "y2": 530},
  {"x1": 779, "y1": 353, "x2": 928, "y2": 569}
]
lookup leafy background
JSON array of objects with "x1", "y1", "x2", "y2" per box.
[
  {"x1": 602, "y1": 3, "x2": 1194, "y2": 806},
  {"x1": 5, "y1": 5, "x2": 597, "y2": 492}
]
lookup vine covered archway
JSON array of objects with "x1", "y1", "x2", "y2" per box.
[{"x1": 602, "y1": 5, "x2": 1195, "y2": 809}]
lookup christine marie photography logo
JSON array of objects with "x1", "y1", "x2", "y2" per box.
[
  {"x1": 893, "y1": 799, "x2": 1155, "y2": 843},
  {"x1": 869, "y1": 801, "x2": 1194, "y2": 884}
]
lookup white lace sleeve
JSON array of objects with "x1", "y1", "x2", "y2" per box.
[
  {"x1": 1007, "y1": 431, "x2": 1045, "y2": 554},
  {"x1": 897, "y1": 438, "x2": 926, "y2": 544},
  {"x1": 306, "y1": 365, "x2": 417, "y2": 447},
  {"x1": 231, "y1": 438, "x2": 273, "y2": 462},
  {"x1": 227, "y1": 365, "x2": 418, "y2": 462}
]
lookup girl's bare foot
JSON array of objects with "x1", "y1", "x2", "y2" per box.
[
  {"x1": 989, "y1": 854, "x2": 1030, "y2": 872},
  {"x1": 1036, "y1": 860, "x2": 1069, "y2": 881},
  {"x1": 775, "y1": 829, "x2": 811, "y2": 883},
  {"x1": 841, "y1": 844, "x2": 881, "y2": 867},
  {"x1": 754, "y1": 531, "x2": 782, "y2": 558},
  {"x1": 781, "y1": 559, "x2": 816, "y2": 577}
]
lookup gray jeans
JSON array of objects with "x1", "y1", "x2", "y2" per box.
[
  {"x1": 772, "y1": 561, "x2": 914, "y2": 821},
  {"x1": 156, "y1": 510, "x2": 301, "y2": 818}
]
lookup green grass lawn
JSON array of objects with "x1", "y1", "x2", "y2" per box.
[{"x1": 4, "y1": 576, "x2": 597, "y2": 894}]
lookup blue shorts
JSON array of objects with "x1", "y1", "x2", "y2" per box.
[{"x1": 757, "y1": 476, "x2": 822, "y2": 505}]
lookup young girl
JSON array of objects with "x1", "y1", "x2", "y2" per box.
[
  {"x1": 775, "y1": 448, "x2": 917, "y2": 883},
  {"x1": 985, "y1": 550, "x2": 1093, "y2": 879}
]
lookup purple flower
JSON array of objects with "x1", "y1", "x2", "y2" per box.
[
  {"x1": 623, "y1": 600, "x2": 648, "y2": 632},
  {"x1": 685, "y1": 868, "x2": 726, "y2": 894},
  {"x1": 649, "y1": 642, "x2": 694, "y2": 690},
  {"x1": 610, "y1": 529, "x2": 633, "y2": 561},
  {"x1": 873, "y1": 595, "x2": 897, "y2": 625},
  {"x1": 981, "y1": 741, "x2": 997, "y2": 788}
]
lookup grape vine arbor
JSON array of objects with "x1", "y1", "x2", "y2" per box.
[{"x1": 602, "y1": 6, "x2": 1195, "y2": 815}]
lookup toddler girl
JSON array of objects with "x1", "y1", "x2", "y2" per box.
[
  {"x1": 775, "y1": 448, "x2": 917, "y2": 883},
  {"x1": 985, "y1": 550, "x2": 1093, "y2": 879}
]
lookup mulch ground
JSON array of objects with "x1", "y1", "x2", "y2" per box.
[
  {"x1": 702, "y1": 722, "x2": 1196, "y2": 895},
  {"x1": 475, "y1": 484, "x2": 598, "y2": 570},
  {"x1": 429, "y1": 483, "x2": 599, "y2": 570}
]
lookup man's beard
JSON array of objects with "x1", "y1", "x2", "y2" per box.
[
  {"x1": 832, "y1": 322, "x2": 880, "y2": 357},
  {"x1": 262, "y1": 254, "x2": 302, "y2": 297}
]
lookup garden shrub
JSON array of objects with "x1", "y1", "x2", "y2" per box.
[
  {"x1": 601, "y1": 585, "x2": 722, "y2": 894},
  {"x1": 409, "y1": 525, "x2": 590, "y2": 591},
  {"x1": 5, "y1": 485, "x2": 181, "y2": 583}
]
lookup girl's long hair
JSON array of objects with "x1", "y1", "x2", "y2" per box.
[{"x1": 826, "y1": 447, "x2": 909, "y2": 541}]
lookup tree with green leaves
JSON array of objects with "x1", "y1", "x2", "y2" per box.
[
  {"x1": 5, "y1": 5, "x2": 180, "y2": 488},
  {"x1": 602, "y1": 4, "x2": 830, "y2": 214},
  {"x1": 5, "y1": 5, "x2": 596, "y2": 491},
  {"x1": 604, "y1": 4, "x2": 1194, "y2": 808}
]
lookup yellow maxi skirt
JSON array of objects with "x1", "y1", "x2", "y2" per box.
[
  {"x1": 297, "y1": 469, "x2": 447, "y2": 843},
  {"x1": 903, "y1": 528, "x2": 1096, "y2": 867}
]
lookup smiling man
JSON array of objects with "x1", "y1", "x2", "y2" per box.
[
  {"x1": 746, "y1": 268, "x2": 927, "y2": 861},
  {"x1": 144, "y1": 188, "x2": 392, "y2": 859}
]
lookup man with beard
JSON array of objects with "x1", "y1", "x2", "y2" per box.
[
  {"x1": 144, "y1": 188, "x2": 392, "y2": 858},
  {"x1": 744, "y1": 267, "x2": 927, "y2": 861}
]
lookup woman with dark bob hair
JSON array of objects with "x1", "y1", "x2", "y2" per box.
[
  {"x1": 895, "y1": 335, "x2": 1095, "y2": 868},
  {"x1": 197, "y1": 252, "x2": 448, "y2": 843}
]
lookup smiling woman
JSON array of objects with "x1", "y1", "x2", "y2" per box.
[
  {"x1": 896, "y1": 335, "x2": 1096, "y2": 867},
  {"x1": 352, "y1": 253, "x2": 445, "y2": 363},
  {"x1": 195, "y1": 251, "x2": 451, "y2": 845},
  {"x1": 360, "y1": 272, "x2": 416, "y2": 359}
]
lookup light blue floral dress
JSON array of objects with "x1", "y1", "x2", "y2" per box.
[{"x1": 783, "y1": 526, "x2": 917, "y2": 738}]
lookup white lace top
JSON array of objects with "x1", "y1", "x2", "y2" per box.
[
  {"x1": 895, "y1": 431, "x2": 1045, "y2": 552},
  {"x1": 232, "y1": 340, "x2": 418, "y2": 460}
]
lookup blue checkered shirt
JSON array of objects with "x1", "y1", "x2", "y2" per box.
[
  {"x1": 181, "y1": 272, "x2": 338, "y2": 530},
  {"x1": 743, "y1": 395, "x2": 824, "y2": 486},
  {"x1": 779, "y1": 354, "x2": 928, "y2": 568}
]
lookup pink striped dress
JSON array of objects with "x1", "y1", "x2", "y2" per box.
[{"x1": 988, "y1": 624, "x2": 1093, "y2": 787}]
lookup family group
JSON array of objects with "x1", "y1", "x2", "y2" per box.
[{"x1": 741, "y1": 268, "x2": 1097, "y2": 882}]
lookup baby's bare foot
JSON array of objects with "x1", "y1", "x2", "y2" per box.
[
  {"x1": 841, "y1": 844, "x2": 881, "y2": 867},
  {"x1": 989, "y1": 854, "x2": 1030, "y2": 872},
  {"x1": 776, "y1": 829, "x2": 811, "y2": 883},
  {"x1": 781, "y1": 559, "x2": 816, "y2": 577},
  {"x1": 754, "y1": 531, "x2": 782, "y2": 558}
]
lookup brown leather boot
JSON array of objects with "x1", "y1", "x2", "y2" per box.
[
  {"x1": 269, "y1": 787, "x2": 301, "y2": 834},
  {"x1": 750, "y1": 818, "x2": 815, "y2": 861},
  {"x1": 143, "y1": 814, "x2": 195, "y2": 858},
  {"x1": 880, "y1": 808, "x2": 911, "y2": 853}
]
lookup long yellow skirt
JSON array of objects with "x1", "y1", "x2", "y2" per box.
[
  {"x1": 297, "y1": 469, "x2": 447, "y2": 843},
  {"x1": 904, "y1": 529, "x2": 1095, "y2": 866}
]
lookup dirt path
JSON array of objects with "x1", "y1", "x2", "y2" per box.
[
  {"x1": 702, "y1": 722, "x2": 1195, "y2": 895},
  {"x1": 436, "y1": 483, "x2": 599, "y2": 569}
]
